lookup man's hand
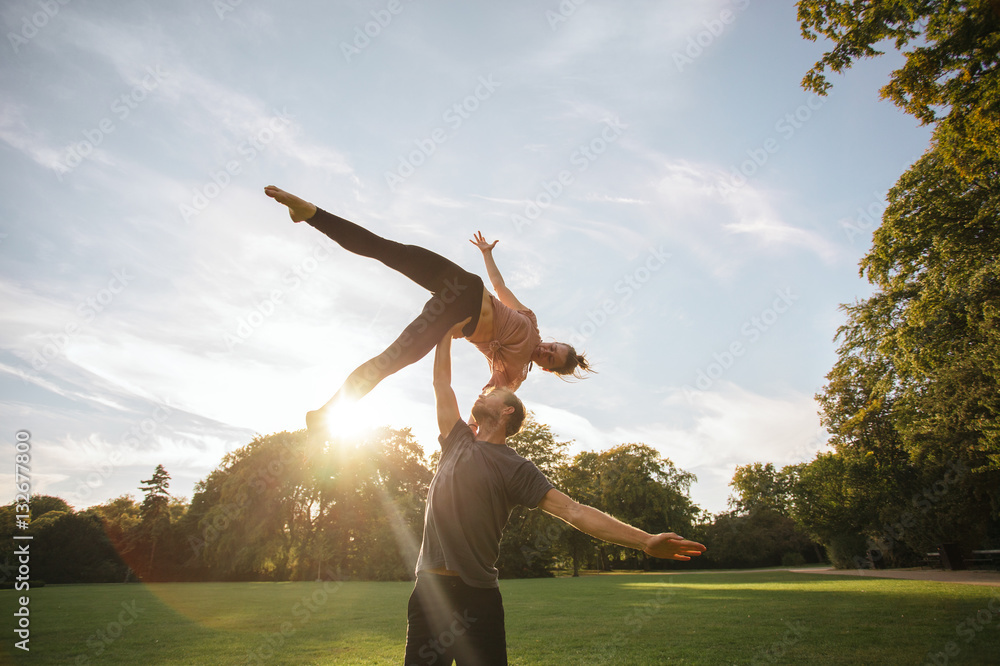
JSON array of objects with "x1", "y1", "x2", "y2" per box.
[
  {"x1": 448, "y1": 318, "x2": 470, "y2": 339},
  {"x1": 642, "y1": 533, "x2": 707, "y2": 561},
  {"x1": 433, "y1": 333, "x2": 461, "y2": 438}
]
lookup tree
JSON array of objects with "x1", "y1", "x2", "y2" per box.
[
  {"x1": 797, "y1": 0, "x2": 1000, "y2": 180},
  {"x1": 195, "y1": 431, "x2": 314, "y2": 580},
  {"x1": 558, "y1": 444, "x2": 699, "y2": 572},
  {"x1": 28, "y1": 495, "x2": 72, "y2": 519},
  {"x1": 30, "y1": 510, "x2": 126, "y2": 583},
  {"x1": 496, "y1": 415, "x2": 571, "y2": 578},
  {"x1": 90, "y1": 495, "x2": 142, "y2": 580},
  {"x1": 798, "y1": 3, "x2": 1000, "y2": 557},
  {"x1": 701, "y1": 510, "x2": 818, "y2": 569},
  {"x1": 729, "y1": 463, "x2": 796, "y2": 516},
  {"x1": 789, "y1": 452, "x2": 872, "y2": 568},
  {"x1": 136, "y1": 464, "x2": 173, "y2": 579},
  {"x1": 862, "y1": 149, "x2": 1000, "y2": 471},
  {"x1": 190, "y1": 427, "x2": 432, "y2": 582}
]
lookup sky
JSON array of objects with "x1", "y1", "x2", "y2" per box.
[{"x1": 0, "y1": 0, "x2": 932, "y2": 517}]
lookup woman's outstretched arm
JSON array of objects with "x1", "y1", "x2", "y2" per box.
[{"x1": 470, "y1": 232, "x2": 528, "y2": 311}]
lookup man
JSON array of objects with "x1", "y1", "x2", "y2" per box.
[{"x1": 403, "y1": 330, "x2": 706, "y2": 665}]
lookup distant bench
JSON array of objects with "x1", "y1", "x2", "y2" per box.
[
  {"x1": 966, "y1": 550, "x2": 1000, "y2": 571},
  {"x1": 922, "y1": 552, "x2": 941, "y2": 569}
]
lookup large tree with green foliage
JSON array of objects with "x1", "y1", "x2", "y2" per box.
[
  {"x1": 799, "y1": 0, "x2": 1000, "y2": 564},
  {"x1": 702, "y1": 463, "x2": 822, "y2": 569},
  {"x1": 809, "y1": 148, "x2": 1000, "y2": 562},
  {"x1": 189, "y1": 427, "x2": 431, "y2": 581},
  {"x1": 557, "y1": 444, "x2": 699, "y2": 572}
]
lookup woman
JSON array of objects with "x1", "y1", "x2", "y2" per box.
[{"x1": 263, "y1": 186, "x2": 590, "y2": 432}]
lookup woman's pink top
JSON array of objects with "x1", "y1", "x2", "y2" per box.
[{"x1": 473, "y1": 294, "x2": 541, "y2": 391}]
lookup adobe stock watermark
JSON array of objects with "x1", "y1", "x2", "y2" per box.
[
  {"x1": 522, "y1": 518, "x2": 572, "y2": 567},
  {"x1": 545, "y1": 0, "x2": 588, "y2": 31},
  {"x1": 715, "y1": 94, "x2": 828, "y2": 199},
  {"x1": 243, "y1": 577, "x2": 345, "y2": 665},
  {"x1": 591, "y1": 586, "x2": 676, "y2": 662},
  {"x1": 212, "y1": 0, "x2": 246, "y2": 20},
  {"x1": 839, "y1": 191, "x2": 888, "y2": 245},
  {"x1": 222, "y1": 234, "x2": 348, "y2": 351},
  {"x1": 413, "y1": 606, "x2": 480, "y2": 664},
  {"x1": 54, "y1": 65, "x2": 168, "y2": 181},
  {"x1": 683, "y1": 287, "x2": 798, "y2": 399},
  {"x1": 340, "y1": 0, "x2": 417, "y2": 62},
  {"x1": 7, "y1": 0, "x2": 72, "y2": 54},
  {"x1": 180, "y1": 108, "x2": 292, "y2": 222},
  {"x1": 853, "y1": 460, "x2": 969, "y2": 571},
  {"x1": 673, "y1": 0, "x2": 751, "y2": 72},
  {"x1": 923, "y1": 590, "x2": 1000, "y2": 666},
  {"x1": 21, "y1": 267, "x2": 134, "y2": 374},
  {"x1": 749, "y1": 621, "x2": 807, "y2": 665},
  {"x1": 73, "y1": 600, "x2": 145, "y2": 665},
  {"x1": 66, "y1": 401, "x2": 173, "y2": 504},
  {"x1": 511, "y1": 117, "x2": 626, "y2": 233},
  {"x1": 384, "y1": 75, "x2": 501, "y2": 191},
  {"x1": 567, "y1": 244, "x2": 671, "y2": 347}
]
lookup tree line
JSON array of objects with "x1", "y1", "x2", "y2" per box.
[{"x1": 0, "y1": 416, "x2": 829, "y2": 586}]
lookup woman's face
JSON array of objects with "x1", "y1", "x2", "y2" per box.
[{"x1": 532, "y1": 342, "x2": 570, "y2": 371}]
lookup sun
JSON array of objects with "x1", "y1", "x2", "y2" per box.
[{"x1": 309, "y1": 398, "x2": 385, "y2": 446}]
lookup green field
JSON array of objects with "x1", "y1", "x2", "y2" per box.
[{"x1": 3, "y1": 570, "x2": 999, "y2": 665}]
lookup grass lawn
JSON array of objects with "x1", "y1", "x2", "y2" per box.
[{"x1": 3, "y1": 570, "x2": 999, "y2": 665}]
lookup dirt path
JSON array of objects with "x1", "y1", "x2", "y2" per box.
[{"x1": 791, "y1": 566, "x2": 1000, "y2": 587}]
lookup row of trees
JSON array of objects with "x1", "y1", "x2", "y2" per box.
[{"x1": 2, "y1": 416, "x2": 828, "y2": 586}]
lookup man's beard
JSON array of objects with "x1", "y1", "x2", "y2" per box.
[{"x1": 471, "y1": 402, "x2": 493, "y2": 427}]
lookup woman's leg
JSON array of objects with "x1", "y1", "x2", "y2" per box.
[
  {"x1": 308, "y1": 272, "x2": 484, "y2": 431},
  {"x1": 307, "y1": 207, "x2": 469, "y2": 294},
  {"x1": 266, "y1": 186, "x2": 467, "y2": 294},
  {"x1": 266, "y1": 187, "x2": 485, "y2": 430}
]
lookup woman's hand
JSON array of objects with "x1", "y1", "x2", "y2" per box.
[{"x1": 470, "y1": 231, "x2": 499, "y2": 253}]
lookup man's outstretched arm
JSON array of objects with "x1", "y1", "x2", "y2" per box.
[
  {"x1": 537, "y1": 488, "x2": 706, "y2": 561},
  {"x1": 433, "y1": 330, "x2": 462, "y2": 439}
]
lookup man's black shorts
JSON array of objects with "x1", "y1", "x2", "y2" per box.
[{"x1": 403, "y1": 573, "x2": 507, "y2": 665}]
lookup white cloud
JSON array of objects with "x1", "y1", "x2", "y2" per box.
[
  {"x1": 614, "y1": 152, "x2": 843, "y2": 276},
  {"x1": 640, "y1": 382, "x2": 827, "y2": 513},
  {"x1": 523, "y1": 381, "x2": 829, "y2": 515},
  {"x1": 0, "y1": 103, "x2": 65, "y2": 171}
]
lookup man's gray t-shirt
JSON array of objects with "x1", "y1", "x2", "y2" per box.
[{"x1": 415, "y1": 420, "x2": 554, "y2": 588}]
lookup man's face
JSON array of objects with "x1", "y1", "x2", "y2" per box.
[{"x1": 472, "y1": 389, "x2": 509, "y2": 424}]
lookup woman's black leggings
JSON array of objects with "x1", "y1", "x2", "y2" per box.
[{"x1": 307, "y1": 208, "x2": 484, "y2": 401}]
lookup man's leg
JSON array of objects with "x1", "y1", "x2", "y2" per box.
[
  {"x1": 404, "y1": 576, "x2": 457, "y2": 666},
  {"x1": 451, "y1": 584, "x2": 507, "y2": 666}
]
